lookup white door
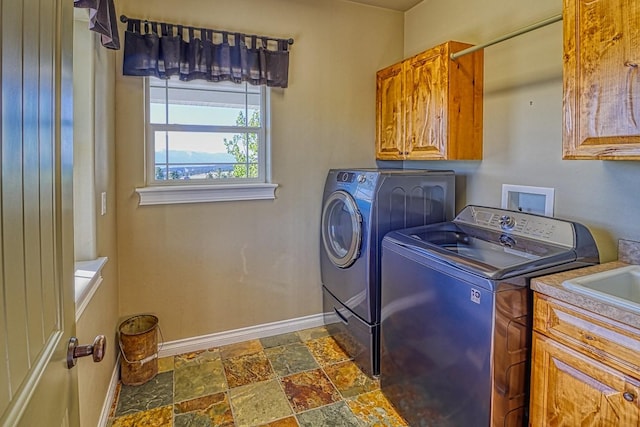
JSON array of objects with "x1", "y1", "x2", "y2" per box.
[{"x1": 0, "y1": 0, "x2": 79, "y2": 425}]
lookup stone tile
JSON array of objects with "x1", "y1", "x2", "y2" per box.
[
  {"x1": 115, "y1": 372, "x2": 173, "y2": 417},
  {"x1": 296, "y1": 402, "x2": 362, "y2": 427},
  {"x1": 280, "y1": 369, "x2": 341, "y2": 413},
  {"x1": 323, "y1": 360, "x2": 379, "y2": 398},
  {"x1": 346, "y1": 390, "x2": 408, "y2": 426},
  {"x1": 229, "y1": 379, "x2": 293, "y2": 426},
  {"x1": 220, "y1": 339, "x2": 263, "y2": 359},
  {"x1": 296, "y1": 326, "x2": 330, "y2": 342},
  {"x1": 260, "y1": 332, "x2": 302, "y2": 348},
  {"x1": 305, "y1": 336, "x2": 351, "y2": 367},
  {"x1": 259, "y1": 416, "x2": 299, "y2": 427},
  {"x1": 265, "y1": 343, "x2": 319, "y2": 377},
  {"x1": 174, "y1": 392, "x2": 234, "y2": 427},
  {"x1": 157, "y1": 356, "x2": 174, "y2": 373},
  {"x1": 110, "y1": 405, "x2": 173, "y2": 427},
  {"x1": 223, "y1": 351, "x2": 275, "y2": 388},
  {"x1": 174, "y1": 349, "x2": 227, "y2": 402}
]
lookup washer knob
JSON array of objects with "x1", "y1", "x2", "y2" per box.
[
  {"x1": 499, "y1": 215, "x2": 516, "y2": 230},
  {"x1": 357, "y1": 174, "x2": 366, "y2": 183}
]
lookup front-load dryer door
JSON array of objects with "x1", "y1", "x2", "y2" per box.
[{"x1": 322, "y1": 190, "x2": 363, "y2": 268}]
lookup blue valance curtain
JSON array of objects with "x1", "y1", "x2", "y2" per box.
[{"x1": 122, "y1": 17, "x2": 292, "y2": 88}]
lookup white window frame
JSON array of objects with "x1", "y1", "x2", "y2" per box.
[{"x1": 136, "y1": 77, "x2": 277, "y2": 205}]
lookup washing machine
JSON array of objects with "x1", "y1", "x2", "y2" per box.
[
  {"x1": 380, "y1": 205, "x2": 599, "y2": 426},
  {"x1": 320, "y1": 168, "x2": 455, "y2": 376}
]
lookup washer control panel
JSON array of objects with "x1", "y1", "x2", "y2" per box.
[{"x1": 455, "y1": 205, "x2": 575, "y2": 248}]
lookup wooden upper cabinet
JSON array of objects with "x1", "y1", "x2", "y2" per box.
[
  {"x1": 563, "y1": 0, "x2": 640, "y2": 159},
  {"x1": 376, "y1": 62, "x2": 405, "y2": 159},
  {"x1": 376, "y1": 41, "x2": 483, "y2": 161}
]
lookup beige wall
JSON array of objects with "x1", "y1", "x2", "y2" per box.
[
  {"x1": 75, "y1": 35, "x2": 120, "y2": 427},
  {"x1": 115, "y1": 0, "x2": 404, "y2": 341},
  {"x1": 402, "y1": 0, "x2": 640, "y2": 261}
]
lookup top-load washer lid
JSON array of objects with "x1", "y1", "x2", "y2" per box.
[{"x1": 384, "y1": 205, "x2": 599, "y2": 280}]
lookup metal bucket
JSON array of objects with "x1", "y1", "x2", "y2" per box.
[{"x1": 118, "y1": 315, "x2": 160, "y2": 386}]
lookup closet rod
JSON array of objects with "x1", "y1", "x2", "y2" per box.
[{"x1": 450, "y1": 13, "x2": 562, "y2": 60}]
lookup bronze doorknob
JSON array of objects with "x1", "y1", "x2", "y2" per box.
[{"x1": 67, "y1": 335, "x2": 106, "y2": 369}]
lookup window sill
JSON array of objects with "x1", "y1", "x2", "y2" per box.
[
  {"x1": 75, "y1": 257, "x2": 108, "y2": 322},
  {"x1": 135, "y1": 183, "x2": 278, "y2": 206}
]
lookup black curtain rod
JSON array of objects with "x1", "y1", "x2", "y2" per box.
[{"x1": 119, "y1": 15, "x2": 294, "y2": 46}]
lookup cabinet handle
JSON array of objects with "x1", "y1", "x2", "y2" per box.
[{"x1": 623, "y1": 392, "x2": 636, "y2": 402}]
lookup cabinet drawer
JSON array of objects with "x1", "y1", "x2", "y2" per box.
[{"x1": 534, "y1": 294, "x2": 640, "y2": 378}]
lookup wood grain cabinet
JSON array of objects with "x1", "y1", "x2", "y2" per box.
[
  {"x1": 375, "y1": 41, "x2": 483, "y2": 160},
  {"x1": 530, "y1": 293, "x2": 640, "y2": 426},
  {"x1": 562, "y1": 0, "x2": 640, "y2": 159}
]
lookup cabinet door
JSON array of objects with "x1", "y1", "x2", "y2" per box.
[
  {"x1": 563, "y1": 0, "x2": 640, "y2": 159},
  {"x1": 530, "y1": 332, "x2": 640, "y2": 426},
  {"x1": 376, "y1": 62, "x2": 405, "y2": 160},
  {"x1": 405, "y1": 46, "x2": 448, "y2": 160}
]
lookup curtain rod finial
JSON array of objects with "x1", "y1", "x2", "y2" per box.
[
  {"x1": 120, "y1": 15, "x2": 128, "y2": 23},
  {"x1": 288, "y1": 38, "x2": 294, "y2": 45}
]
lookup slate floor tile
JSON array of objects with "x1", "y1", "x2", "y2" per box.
[
  {"x1": 296, "y1": 401, "x2": 363, "y2": 427},
  {"x1": 174, "y1": 349, "x2": 227, "y2": 402},
  {"x1": 304, "y1": 336, "x2": 351, "y2": 367},
  {"x1": 115, "y1": 372, "x2": 173, "y2": 416},
  {"x1": 229, "y1": 379, "x2": 293, "y2": 426},
  {"x1": 265, "y1": 342, "x2": 319, "y2": 376},
  {"x1": 223, "y1": 351, "x2": 275, "y2": 388},
  {"x1": 280, "y1": 368, "x2": 341, "y2": 413}
]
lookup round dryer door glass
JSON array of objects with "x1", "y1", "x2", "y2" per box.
[{"x1": 322, "y1": 190, "x2": 362, "y2": 268}]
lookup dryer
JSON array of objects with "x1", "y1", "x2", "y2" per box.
[{"x1": 320, "y1": 168, "x2": 455, "y2": 376}]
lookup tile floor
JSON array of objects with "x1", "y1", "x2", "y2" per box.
[{"x1": 107, "y1": 326, "x2": 408, "y2": 427}]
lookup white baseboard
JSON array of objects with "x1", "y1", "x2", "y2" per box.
[
  {"x1": 158, "y1": 312, "x2": 325, "y2": 357},
  {"x1": 98, "y1": 355, "x2": 120, "y2": 427}
]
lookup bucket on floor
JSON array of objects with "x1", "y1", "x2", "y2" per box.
[{"x1": 118, "y1": 314, "x2": 160, "y2": 386}]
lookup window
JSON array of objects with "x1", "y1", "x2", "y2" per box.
[{"x1": 136, "y1": 77, "x2": 277, "y2": 205}]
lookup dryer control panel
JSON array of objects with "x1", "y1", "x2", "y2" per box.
[{"x1": 336, "y1": 171, "x2": 357, "y2": 183}]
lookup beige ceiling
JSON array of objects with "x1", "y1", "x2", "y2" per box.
[{"x1": 347, "y1": 0, "x2": 423, "y2": 12}]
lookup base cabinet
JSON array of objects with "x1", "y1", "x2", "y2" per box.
[
  {"x1": 530, "y1": 293, "x2": 640, "y2": 426},
  {"x1": 530, "y1": 332, "x2": 640, "y2": 426}
]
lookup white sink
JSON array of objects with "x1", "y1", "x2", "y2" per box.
[{"x1": 562, "y1": 265, "x2": 640, "y2": 314}]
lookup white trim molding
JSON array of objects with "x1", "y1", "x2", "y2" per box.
[
  {"x1": 158, "y1": 313, "x2": 325, "y2": 357},
  {"x1": 75, "y1": 257, "x2": 108, "y2": 321},
  {"x1": 98, "y1": 355, "x2": 120, "y2": 427},
  {"x1": 135, "y1": 183, "x2": 278, "y2": 206}
]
